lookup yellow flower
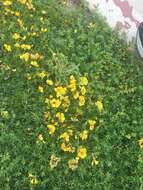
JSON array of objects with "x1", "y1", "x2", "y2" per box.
[
  {"x1": 79, "y1": 130, "x2": 88, "y2": 140},
  {"x1": 87, "y1": 22, "x2": 96, "y2": 28},
  {"x1": 28, "y1": 173, "x2": 38, "y2": 185},
  {"x1": 47, "y1": 124, "x2": 56, "y2": 135},
  {"x1": 15, "y1": 11, "x2": 20, "y2": 16},
  {"x1": 20, "y1": 53, "x2": 30, "y2": 62},
  {"x1": 36, "y1": 134, "x2": 45, "y2": 144},
  {"x1": 69, "y1": 83, "x2": 76, "y2": 92},
  {"x1": 77, "y1": 147, "x2": 87, "y2": 159},
  {"x1": 95, "y1": 100, "x2": 103, "y2": 112},
  {"x1": 54, "y1": 86, "x2": 67, "y2": 97},
  {"x1": 38, "y1": 134, "x2": 44, "y2": 141},
  {"x1": 12, "y1": 33, "x2": 21, "y2": 40},
  {"x1": 91, "y1": 155, "x2": 99, "y2": 166},
  {"x1": 1, "y1": 111, "x2": 9, "y2": 119},
  {"x1": 4, "y1": 8, "x2": 10, "y2": 14},
  {"x1": 76, "y1": 108, "x2": 83, "y2": 116},
  {"x1": 28, "y1": 173, "x2": 33, "y2": 177},
  {"x1": 88, "y1": 120, "x2": 96, "y2": 125},
  {"x1": 56, "y1": 112, "x2": 65, "y2": 123},
  {"x1": 44, "y1": 112, "x2": 51, "y2": 120},
  {"x1": 41, "y1": 28, "x2": 47, "y2": 32},
  {"x1": 62, "y1": 96, "x2": 70, "y2": 108},
  {"x1": 38, "y1": 86, "x2": 44, "y2": 93},
  {"x1": 46, "y1": 79, "x2": 53, "y2": 86},
  {"x1": 3, "y1": 1, "x2": 12, "y2": 6},
  {"x1": 30, "y1": 178, "x2": 38, "y2": 185},
  {"x1": 71, "y1": 116, "x2": 78, "y2": 122},
  {"x1": 17, "y1": 0, "x2": 26, "y2": 4},
  {"x1": 70, "y1": 75, "x2": 76, "y2": 81},
  {"x1": 31, "y1": 61, "x2": 39, "y2": 67},
  {"x1": 68, "y1": 129, "x2": 73, "y2": 136},
  {"x1": 50, "y1": 98, "x2": 61, "y2": 108},
  {"x1": 26, "y1": 73, "x2": 32, "y2": 80},
  {"x1": 60, "y1": 132, "x2": 70, "y2": 142},
  {"x1": 21, "y1": 44, "x2": 32, "y2": 50},
  {"x1": 30, "y1": 53, "x2": 43, "y2": 60},
  {"x1": 80, "y1": 86, "x2": 86, "y2": 95},
  {"x1": 68, "y1": 159, "x2": 78, "y2": 170},
  {"x1": 80, "y1": 76, "x2": 88, "y2": 86},
  {"x1": 22, "y1": 36, "x2": 26, "y2": 40},
  {"x1": 73, "y1": 91, "x2": 79, "y2": 99},
  {"x1": 49, "y1": 154, "x2": 60, "y2": 169},
  {"x1": 15, "y1": 43, "x2": 20, "y2": 48},
  {"x1": 69, "y1": 75, "x2": 76, "y2": 92},
  {"x1": 40, "y1": 17, "x2": 44, "y2": 21},
  {"x1": 10, "y1": 10, "x2": 14, "y2": 14},
  {"x1": 4, "y1": 44, "x2": 12, "y2": 52},
  {"x1": 88, "y1": 120, "x2": 96, "y2": 130},
  {"x1": 45, "y1": 98, "x2": 49, "y2": 104},
  {"x1": 30, "y1": 32, "x2": 36, "y2": 36},
  {"x1": 61, "y1": 143, "x2": 75, "y2": 153},
  {"x1": 79, "y1": 96, "x2": 85, "y2": 106},
  {"x1": 26, "y1": 0, "x2": 35, "y2": 10},
  {"x1": 37, "y1": 71, "x2": 46, "y2": 79},
  {"x1": 139, "y1": 138, "x2": 143, "y2": 149},
  {"x1": 17, "y1": 18, "x2": 24, "y2": 28}
]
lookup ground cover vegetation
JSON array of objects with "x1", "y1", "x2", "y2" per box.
[{"x1": 0, "y1": 0, "x2": 143, "y2": 189}]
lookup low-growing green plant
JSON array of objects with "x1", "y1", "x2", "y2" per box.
[{"x1": 0, "y1": 0, "x2": 143, "y2": 189}]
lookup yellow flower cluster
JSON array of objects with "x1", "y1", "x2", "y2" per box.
[
  {"x1": 40, "y1": 75, "x2": 102, "y2": 169},
  {"x1": 61, "y1": 142, "x2": 75, "y2": 153},
  {"x1": 20, "y1": 52, "x2": 43, "y2": 67}
]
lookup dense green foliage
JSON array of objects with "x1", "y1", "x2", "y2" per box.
[{"x1": 0, "y1": 0, "x2": 143, "y2": 189}]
